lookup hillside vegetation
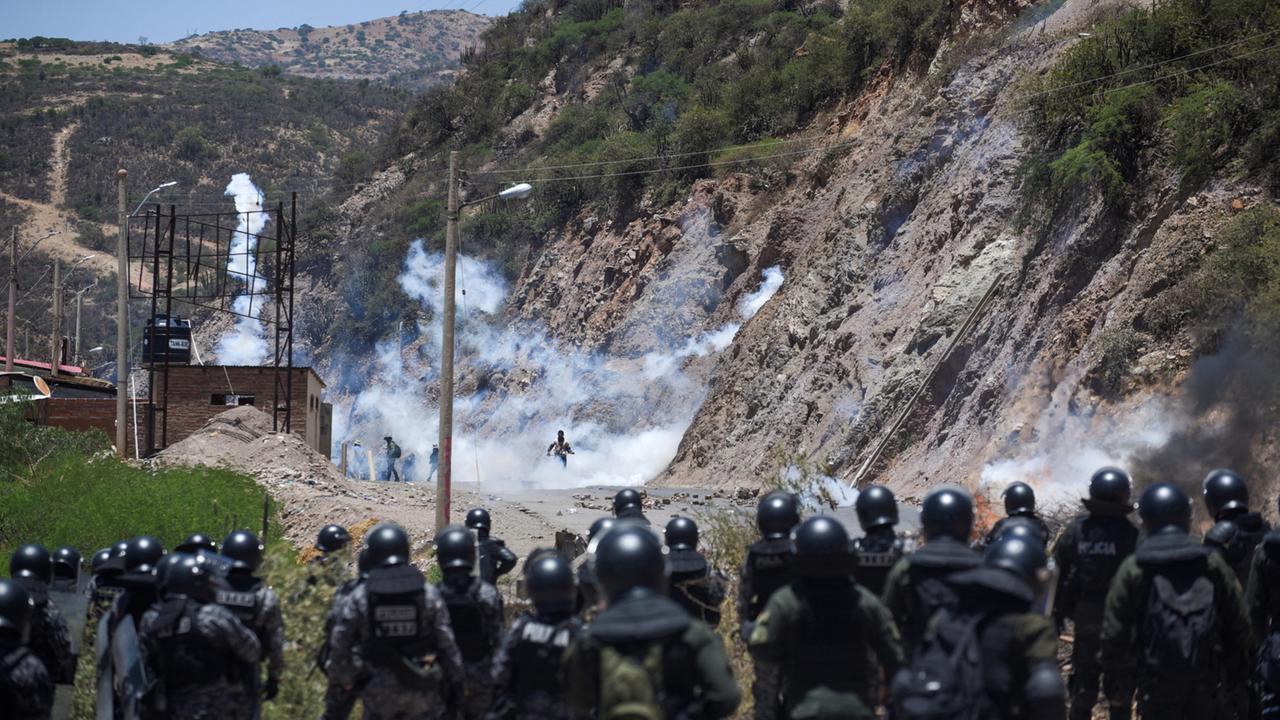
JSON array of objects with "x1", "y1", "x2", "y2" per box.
[{"x1": 167, "y1": 10, "x2": 491, "y2": 90}]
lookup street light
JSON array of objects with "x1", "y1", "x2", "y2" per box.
[
  {"x1": 131, "y1": 181, "x2": 178, "y2": 217},
  {"x1": 436, "y1": 151, "x2": 532, "y2": 529}
]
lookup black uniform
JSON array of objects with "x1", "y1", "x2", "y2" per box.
[
  {"x1": 0, "y1": 640, "x2": 54, "y2": 720},
  {"x1": 1227, "y1": 510, "x2": 1271, "y2": 588},
  {"x1": 439, "y1": 576, "x2": 504, "y2": 720},
  {"x1": 489, "y1": 611, "x2": 584, "y2": 719},
  {"x1": 10, "y1": 577, "x2": 74, "y2": 685},
  {"x1": 668, "y1": 548, "x2": 727, "y2": 628},
  {"x1": 850, "y1": 527, "x2": 905, "y2": 597},
  {"x1": 881, "y1": 536, "x2": 981, "y2": 655},
  {"x1": 476, "y1": 538, "x2": 518, "y2": 585},
  {"x1": 1245, "y1": 529, "x2": 1280, "y2": 718},
  {"x1": 1053, "y1": 508, "x2": 1139, "y2": 720}
]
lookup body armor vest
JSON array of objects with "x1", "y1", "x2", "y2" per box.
[
  {"x1": 443, "y1": 580, "x2": 493, "y2": 663},
  {"x1": 153, "y1": 599, "x2": 237, "y2": 688},
  {"x1": 512, "y1": 616, "x2": 580, "y2": 699},
  {"x1": 1072, "y1": 515, "x2": 1137, "y2": 595},
  {"x1": 216, "y1": 575, "x2": 262, "y2": 627},
  {"x1": 367, "y1": 565, "x2": 434, "y2": 664},
  {"x1": 852, "y1": 533, "x2": 903, "y2": 595},
  {"x1": 746, "y1": 538, "x2": 793, "y2": 620}
]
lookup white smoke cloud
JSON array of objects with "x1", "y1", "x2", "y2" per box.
[
  {"x1": 216, "y1": 173, "x2": 270, "y2": 365},
  {"x1": 331, "y1": 240, "x2": 785, "y2": 490},
  {"x1": 739, "y1": 265, "x2": 784, "y2": 319}
]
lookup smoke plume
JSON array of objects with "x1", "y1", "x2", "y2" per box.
[
  {"x1": 330, "y1": 242, "x2": 784, "y2": 489},
  {"x1": 216, "y1": 173, "x2": 270, "y2": 365}
]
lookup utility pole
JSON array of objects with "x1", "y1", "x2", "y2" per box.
[
  {"x1": 50, "y1": 259, "x2": 62, "y2": 377},
  {"x1": 74, "y1": 289, "x2": 83, "y2": 364},
  {"x1": 437, "y1": 150, "x2": 459, "y2": 530},
  {"x1": 116, "y1": 169, "x2": 128, "y2": 458},
  {"x1": 5, "y1": 227, "x2": 15, "y2": 372}
]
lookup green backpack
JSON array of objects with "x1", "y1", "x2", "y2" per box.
[{"x1": 599, "y1": 643, "x2": 666, "y2": 720}]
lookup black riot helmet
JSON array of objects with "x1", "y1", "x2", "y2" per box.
[
  {"x1": 124, "y1": 536, "x2": 166, "y2": 574},
  {"x1": 613, "y1": 488, "x2": 643, "y2": 516},
  {"x1": 10, "y1": 544, "x2": 53, "y2": 584},
  {"x1": 1139, "y1": 483, "x2": 1191, "y2": 533},
  {"x1": 1203, "y1": 469, "x2": 1249, "y2": 520},
  {"x1": 993, "y1": 516, "x2": 1048, "y2": 547},
  {"x1": 792, "y1": 516, "x2": 850, "y2": 578},
  {"x1": 0, "y1": 579, "x2": 33, "y2": 641},
  {"x1": 165, "y1": 555, "x2": 215, "y2": 602},
  {"x1": 315, "y1": 525, "x2": 352, "y2": 553},
  {"x1": 90, "y1": 548, "x2": 114, "y2": 576},
  {"x1": 921, "y1": 487, "x2": 975, "y2": 542},
  {"x1": 356, "y1": 548, "x2": 372, "y2": 576},
  {"x1": 365, "y1": 524, "x2": 412, "y2": 568},
  {"x1": 984, "y1": 535, "x2": 1047, "y2": 584},
  {"x1": 465, "y1": 509, "x2": 492, "y2": 534},
  {"x1": 1089, "y1": 467, "x2": 1132, "y2": 505},
  {"x1": 525, "y1": 552, "x2": 577, "y2": 615},
  {"x1": 595, "y1": 525, "x2": 667, "y2": 602},
  {"x1": 1003, "y1": 482, "x2": 1037, "y2": 516},
  {"x1": 588, "y1": 517, "x2": 617, "y2": 542},
  {"x1": 52, "y1": 547, "x2": 81, "y2": 581},
  {"x1": 664, "y1": 517, "x2": 699, "y2": 551},
  {"x1": 855, "y1": 485, "x2": 898, "y2": 531},
  {"x1": 220, "y1": 531, "x2": 263, "y2": 573},
  {"x1": 176, "y1": 533, "x2": 218, "y2": 555},
  {"x1": 434, "y1": 526, "x2": 476, "y2": 573},
  {"x1": 757, "y1": 491, "x2": 801, "y2": 540}
]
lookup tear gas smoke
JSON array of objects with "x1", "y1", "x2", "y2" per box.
[
  {"x1": 331, "y1": 244, "x2": 784, "y2": 490},
  {"x1": 216, "y1": 173, "x2": 270, "y2": 365}
]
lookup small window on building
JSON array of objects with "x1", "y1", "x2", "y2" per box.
[{"x1": 211, "y1": 393, "x2": 256, "y2": 407}]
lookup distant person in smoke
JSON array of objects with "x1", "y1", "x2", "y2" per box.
[
  {"x1": 546, "y1": 430, "x2": 574, "y2": 467},
  {"x1": 382, "y1": 435, "x2": 402, "y2": 482},
  {"x1": 401, "y1": 453, "x2": 417, "y2": 483},
  {"x1": 428, "y1": 444, "x2": 439, "y2": 481}
]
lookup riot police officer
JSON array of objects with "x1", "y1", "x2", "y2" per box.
[
  {"x1": 50, "y1": 548, "x2": 80, "y2": 594},
  {"x1": 489, "y1": 552, "x2": 584, "y2": 719},
  {"x1": 175, "y1": 532, "x2": 219, "y2": 555},
  {"x1": 851, "y1": 485, "x2": 905, "y2": 595},
  {"x1": 882, "y1": 487, "x2": 982, "y2": 655},
  {"x1": 0, "y1": 578, "x2": 54, "y2": 719},
  {"x1": 139, "y1": 554, "x2": 261, "y2": 719},
  {"x1": 9, "y1": 544, "x2": 75, "y2": 685},
  {"x1": 563, "y1": 525, "x2": 740, "y2": 719},
  {"x1": 575, "y1": 516, "x2": 616, "y2": 614},
  {"x1": 329, "y1": 523, "x2": 464, "y2": 720},
  {"x1": 219, "y1": 530, "x2": 285, "y2": 707},
  {"x1": 316, "y1": 525, "x2": 353, "y2": 556},
  {"x1": 1204, "y1": 468, "x2": 1270, "y2": 586},
  {"x1": 85, "y1": 546, "x2": 124, "y2": 616},
  {"x1": 984, "y1": 482, "x2": 1051, "y2": 547},
  {"x1": 435, "y1": 526, "x2": 504, "y2": 720},
  {"x1": 750, "y1": 516, "x2": 902, "y2": 719},
  {"x1": 465, "y1": 509, "x2": 518, "y2": 584},
  {"x1": 612, "y1": 488, "x2": 650, "y2": 524},
  {"x1": 739, "y1": 491, "x2": 800, "y2": 720},
  {"x1": 894, "y1": 535, "x2": 1065, "y2": 720},
  {"x1": 319, "y1": 548, "x2": 370, "y2": 720},
  {"x1": 1052, "y1": 468, "x2": 1138, "y2": 720},
  {"x1": 1102, "y1": 483, "x2": 1252, "y2": 719},
  {"x1": 664, "y1": 517, "x2": 727, "y2": 627},
  {"x1": 96, "y1": 535, "x2": 166, "y2": 718}
]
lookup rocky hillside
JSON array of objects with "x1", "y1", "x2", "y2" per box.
[
  {"x1": 281, "y1": 0, "x2": 1280, "y2": 501},
  {"x1": 167, "y1": 11, "x2": 490, "y2": 89}
]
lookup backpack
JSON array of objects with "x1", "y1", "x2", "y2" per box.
[
  {"x1": 1141, "y1": 573, "x2": 1218, "y2": 681},
  {"x1": 598, "y1": 642, "x2": 666, "y2": 720},
  {"x1": 891, "y1": 608, "x2": 991, "y2": 720},
  {"x1": 388, "y1": 442, "x2": 402, "y2": 459}
]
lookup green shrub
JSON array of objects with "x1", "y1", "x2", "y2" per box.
[
  {"x1": 1201, "y1": 205, "x2": 1280, "y2": 338},
  {"x1": 172, "y1": 125, "x2": 211, "y2": 161},
  {"x1": 1164, "y1": 80, "x2": 1253, "y2": 183}
]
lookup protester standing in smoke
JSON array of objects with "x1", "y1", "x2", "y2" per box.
[
  {"x1": 546, "y1": 430, "x2": 574, "y2": 467},
  {"x1": 428, "y1": 444, "x2": 439, "y2": 481},
  {"x1": 382, "y1": 436, "x2": 402, "y2": 482}
]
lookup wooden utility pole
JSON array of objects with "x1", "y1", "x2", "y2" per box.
[
  {"x1": 5, "y1": 227, "x2": 15, "y2": 372},
  {"x1": 437, "y1": 150, "x2": 460, "y2": 530},
  {"x1": 50, "y1": 260, "x2": 62, "y2": 376},
  {"x1": 115, "y1": 170, "x2": 129, "y2": 457}
]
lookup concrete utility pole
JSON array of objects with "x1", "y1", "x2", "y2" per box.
[
  {"x1": 50, "y1": 260, "x2": 62, "y2": 377},
  {"x1": 116, "y1": 169, "x2": 128, "y2": 458},
  {"x1": 438, "y1": 150, "x2": 460, "y2": 530},
  {"x1": 5, "y1": 227, "x2": 15, "y2": 372}
]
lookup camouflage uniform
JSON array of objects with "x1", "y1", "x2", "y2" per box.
[
  {"x1": 139, "y1": 597, "x2": 261, "y2": 720},
  {"x1": 488, "y1": 611, "x2": 583, "y2": 719},
  {"x1": 328, "y1": 566, "x2": 464, "y2": 720},
  {"x1": 749, "y1": 577, "x2": 903, "y2": 719},
  {"x1": 668, "y1": 548, "x2": 727, "y2": 628},
  {"x1": 0, "y1": 641, "x2": 55, "y2": 720},
  {"x1": 12, "y1": 578, "x2": 75, "y2": 685},
  {"x1": 737, "y1": 537, "x2": 793, "y2": 720},
  {"x1": 850, "y1": 527, "x2": 905, "y2": 597},
  {"x1": 216, "y1": 574, "x2": 285, "y2": 704},
  {"x1": 1052, "y1": 507, "x2": 1138, "y2": 720},
  {"x1": 320, "y1": 577, "x2": 364, "y2": 720},
  {"x1": 439, "y1": 576, "x2": 504, "y2": 720},
  {"x1": 1101, "y1": 529, "x2": 1253, "y2": 719},
  {"x1": 881, "y1": 536, "x2": 981, "y2": 656}
]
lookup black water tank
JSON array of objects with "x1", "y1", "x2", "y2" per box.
[{"x1": 142, "y1": 315, "x2": 193, "y2": 365}]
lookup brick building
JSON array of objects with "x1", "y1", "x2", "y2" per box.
[{"x1": 147, "y1": 365, "x2": 329, "y2": 455}]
